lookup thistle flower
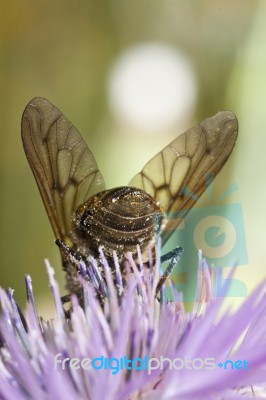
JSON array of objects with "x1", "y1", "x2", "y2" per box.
[{"x1": 0, "y1": 244, "x2": 266, "y2": 400}]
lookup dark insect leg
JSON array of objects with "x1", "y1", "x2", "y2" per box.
[
  {"x1": 55, "y1": 240, "x2": 89, "y2": 314},
  {"x1": 60, "y1": 293, "x2": 72, "y2": 304},
  {"x1": 156, "y1": 246, "x2": 183, "y2": 293},
  {"x1": 55, "y1": 239, "x2": 87, "y2": 270},
  {"x1": 55, "y1": 239, "x2": 108, "y2": 313}
]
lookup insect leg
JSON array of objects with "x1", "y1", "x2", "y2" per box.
[
  {"x1": 156, "y1": 246, "x2": 183, "y2": 293},
  {"x1": 55, "y1": 240, "x2": 106, "y2": 309},
  {"x1": 160, "y1": 246, "x2": 183, "y2": 264},
  {"x1": 55, "y1": 239, "x2": 88, "y2": 306},
  {"x1": 55, "y1": 239, "x2": 87, "y2": 270}
]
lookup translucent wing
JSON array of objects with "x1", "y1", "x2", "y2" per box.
[
  {"x1": 129, "y1": 111, "x2": 238, "y2": 244},
  {"x1": 21, "y1": 97, "x2": 105, "y2": 246}
]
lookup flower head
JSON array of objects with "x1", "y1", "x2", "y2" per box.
[{"x1": 0, "y1": 245, "x2": 266, "y2": 399}]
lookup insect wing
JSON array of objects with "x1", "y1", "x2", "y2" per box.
[
  {"x1": 129, "y1": 111, "x2": 238, "y2": 244},
  {"x1": 21, "y1": 97, "x2": 105, "y2": 246}
]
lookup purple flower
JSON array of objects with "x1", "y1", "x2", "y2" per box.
[{"x1": 0, "y1": 245, "x2": 266, "y2": 400}]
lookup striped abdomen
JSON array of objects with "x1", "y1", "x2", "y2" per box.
[{"x1": 73, "y1": 186, "x2": 164, "y2": 259}]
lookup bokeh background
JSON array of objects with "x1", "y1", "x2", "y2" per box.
[{"x1": 1, "y1": 0, "x2": 265, "y2": 316}]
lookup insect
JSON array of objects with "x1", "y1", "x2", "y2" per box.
[{"x1": 21, "y1": 97, "x2": 238, "y2": 297}]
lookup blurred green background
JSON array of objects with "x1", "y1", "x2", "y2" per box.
[{"x1": 1, "y1": 0, "x2": 266, "y2": 316}]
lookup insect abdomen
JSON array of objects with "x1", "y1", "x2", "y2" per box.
[{"x1": 73, "y1": 186, "x2": 164, "y2": 258}]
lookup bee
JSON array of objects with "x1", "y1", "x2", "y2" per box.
[{"x1": 21, "y1": 97, "x2": 238, "y2": 296}]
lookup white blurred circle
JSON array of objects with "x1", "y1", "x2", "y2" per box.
[
  {"x1": 193, "y1": 216, "x2": 237, "y2": 259},
  {"x1": 108, "y1": 43, "x2": 197, "y2": 133}
]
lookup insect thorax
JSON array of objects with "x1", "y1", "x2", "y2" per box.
[{"x1": 72, "y1": 186, "x2": 165, "y2": 260}]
